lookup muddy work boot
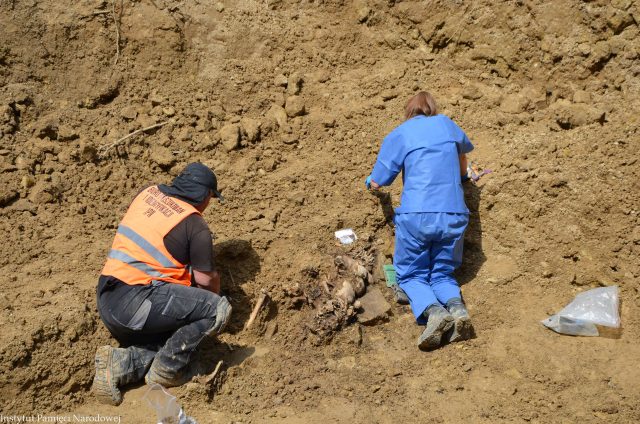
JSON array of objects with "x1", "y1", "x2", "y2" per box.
[
  {"x1": 145, "y1": 353, "x2": 216, "y2": 388},
  {"x1": 145, "y1": 365, "x2": 193, "y2": 388},
  {"x1": 417, "y1": 304, "x2": 454, "y2": 351},
  {"x1": 391, "y1": 284, "x2": 410, "y2": 305},
  {"x1": 445, "y1": 298, "x2": 474, "y2": 343},
  {"x1": 92, "y1": 346, "x2": 139, "y2": 406}
]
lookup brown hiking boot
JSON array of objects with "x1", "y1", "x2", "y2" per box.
[{"x1": 92, "y1": 345, "x2": 133, "y2": 405}]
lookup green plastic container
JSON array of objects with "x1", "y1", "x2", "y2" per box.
[{"x1": 382, "y1": 264, "x2": 397, "y2": 287}]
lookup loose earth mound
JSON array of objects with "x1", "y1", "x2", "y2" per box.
[{"x1": 1, "y1": 0, "x2": 639, "y2": 422}]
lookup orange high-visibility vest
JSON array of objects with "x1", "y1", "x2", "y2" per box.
[{"x1": 101, "y1": 185, "x2": 201, "y2": 286}]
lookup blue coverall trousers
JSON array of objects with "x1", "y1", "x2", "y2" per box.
[{"x1": 394, "y1": 212, "x2": 468, "y2": 325}]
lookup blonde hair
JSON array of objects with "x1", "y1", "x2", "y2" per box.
[{"x1": 405, "y1": 91, "x2": 438, "y2": 120}]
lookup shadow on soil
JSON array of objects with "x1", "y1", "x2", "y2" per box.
[
  {"x1": 213, "y1": 239, "x2": 261, "y2": 335},
  {"x1": 456, "y1": 183, "x2": 486, "y2": 286}
]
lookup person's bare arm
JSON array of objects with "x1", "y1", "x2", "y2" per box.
[
  {"x1": 193, "y1": 269, "x2": 221, "y2": 294},
  {"x1": 459, "y1": 154, "x2": 468, "y2": 179}
]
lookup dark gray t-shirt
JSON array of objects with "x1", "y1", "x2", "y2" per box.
[
  {"x1": 163, "y1": 213, "x2": 214, "y2": 272},
  {"x1": 100, "y1": 192, "x2": 215, "y2": 286}
]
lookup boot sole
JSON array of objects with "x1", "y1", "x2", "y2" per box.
[
  {"x1": 417, "y1": 316, "x2": 454, "y2": 351},
  {"x1": 92, "y1": 346, "x2": 122, "y2": 406},
  {"x1": 449, "y1": 317, "x2": 474, "y2": 343}
]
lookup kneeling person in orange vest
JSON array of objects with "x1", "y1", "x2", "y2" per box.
[{"x1": 92, "y1": 162, "x2": 231, "y2": 405}]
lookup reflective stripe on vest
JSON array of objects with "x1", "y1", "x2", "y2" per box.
[
  {"x1": 107, "y1": 249, "x2": 168, "y2": 279},
  {"x1": 115, "y1": 225, "x2": 177, "y2": 269},
  {"x1": 101, "y1": 185, "x2": 201, "y2": 286}
]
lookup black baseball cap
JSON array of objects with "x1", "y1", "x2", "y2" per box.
[
  {"x1": 181, "y1": 162, "x2": 224, "y2": 202},
  {"x1": 159, "y1": 162, "x2": 224, "y2": 206}
]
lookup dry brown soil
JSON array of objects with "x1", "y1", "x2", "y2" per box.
[{"x1": 1, "y1": 0, "x2": 640, "y2": 422}]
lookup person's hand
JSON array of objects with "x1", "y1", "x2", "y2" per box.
[
  {"x1": 365, "y1": 175, "x2": 381, "y2": 190},
  {"x1": 367, "y1": 176, "x2": 381, "y2": 190}
]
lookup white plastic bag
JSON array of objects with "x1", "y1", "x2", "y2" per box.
[
  {"x1": 541, "y1": 286, "x2": 620, "y2": 337},
  {"x1": 144, "y1": 383, "x2": 197, "y2": 424},
  {"x1": 335, "y1": 228, "x2": 357, "y2": 245}
]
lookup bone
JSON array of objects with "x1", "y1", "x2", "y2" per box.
[
  {"x1": 334, "y1": 255, "x2": 369, "y2": 280},
  {"x1": 334, "y1": 280, "x2": 356, "y2": 304},
  {"x1": 351, "y1": 276, "x2": 366, "y2": 297}
]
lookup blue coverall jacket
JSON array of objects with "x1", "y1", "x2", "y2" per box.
[{"x1": 370, "y1": 114, "x2": 474, "y2": 323}]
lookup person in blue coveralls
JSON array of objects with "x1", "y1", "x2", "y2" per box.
[{"x1": 365, "y1": 91, "x2": 474, "y2": 351}]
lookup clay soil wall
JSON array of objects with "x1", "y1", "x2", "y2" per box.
[{"x1": 1, "y1": 0, "x2": 639, "y2": 422}]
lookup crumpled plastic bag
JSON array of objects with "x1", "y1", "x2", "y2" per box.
[
  {"x1": 144, "y1": 383, "x2": 197, "y2": 424},
  {"x1": 541, "y1": 286, "x2": 620, "y2": 337},
  {"x1": 335, "y1": 228, "x2": 357, "y2": 245}
]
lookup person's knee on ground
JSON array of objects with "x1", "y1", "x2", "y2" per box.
[
  {"x1": 146, "y1": 296, "x2": 232, "y2": 387},
  {"x1": 210, "y1": 296, "x2": 232, "y2": 334},
  {"x1": 444, "y1": 297, "x2": 474, "y2": 343},
  {"x1": 417, "y1": 303, "x2": 454, "y2": 351}
]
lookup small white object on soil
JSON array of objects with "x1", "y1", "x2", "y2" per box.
[{"x1": 335, "y1": 228, "x2": 357, "y2": 245}]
